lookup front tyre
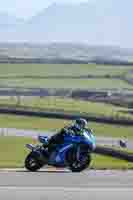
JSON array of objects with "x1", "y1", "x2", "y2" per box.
[
  {"x1": 69, "y1": 154, "x2": 91, "y2": 172},
  {"x1": 25, "y1": 152, "x2": 44, "y2": 172}
]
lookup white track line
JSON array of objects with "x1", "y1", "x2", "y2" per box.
[
  {"x1": 0, "y1": 168, "x2": 70, "y2": 172},
  {"x1": 0, "y1": 186, "x2": 132, "y2": 192}
]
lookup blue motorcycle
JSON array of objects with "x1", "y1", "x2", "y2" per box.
[{"x1": 25, "y1": 130, "x2": 96, "y2": 172}]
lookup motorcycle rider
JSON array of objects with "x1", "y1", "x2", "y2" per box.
[{"x1": 47, "y1": 118, "x2": 95, "y2": 153}]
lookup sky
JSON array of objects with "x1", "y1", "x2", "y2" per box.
[{"x1": 0, "y1": 0, "x2": 90, "y2": 19}]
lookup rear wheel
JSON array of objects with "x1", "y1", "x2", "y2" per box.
[{"x1": 25, "y1": 152, "x2": 44, "y2": 172}]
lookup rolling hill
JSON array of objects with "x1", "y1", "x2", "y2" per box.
[{"x1": 0, "y1": 1, "x2": 133, "y2": 48}]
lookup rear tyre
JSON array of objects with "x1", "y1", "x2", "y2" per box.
[{"x1": 25, "y1": 152, "x2": 44, "y2": 172}]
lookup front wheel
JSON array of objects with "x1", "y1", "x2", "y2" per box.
[
  {"x1": 67, "y1": 146, "x2": 92, "y2": 172},
  {"x1": 25, "y1": 152, "x2": 44, "y2": 172},
  {"x1": 69, "y1": 154, "x2": 91, "y2": 172}
]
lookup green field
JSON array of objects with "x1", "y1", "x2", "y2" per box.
[
  {"x1": 0, "y1": 65, "x2": 132, "y2": 138},
  {"x1": 0, "y1": 136, "x2": 132, "y2": 169},
  {"x1": 1, "y1": 78, "x2": 133, "y2": 89},
  {"x1": 0, "y1": 64, "x2": 132, "y2": 76},
  {"x1": 125, "y1": 71, "x2": 133, "y2": 80},
  {"x1": 0, "y1": 64, "x2": 132, "y2": 89}
]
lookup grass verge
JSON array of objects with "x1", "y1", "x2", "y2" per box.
[
  {"x1": 0, "y1": 137, "x2": 132, "y2": 169},
  {"x1": 91, "y1": 154, "x2": 133, "y2": 170}
]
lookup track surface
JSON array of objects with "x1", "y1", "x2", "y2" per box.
[{"x1": 0, "y1": 170, "x2": 133, "y2": 200}]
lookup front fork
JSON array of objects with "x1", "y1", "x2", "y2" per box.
[{"x1": 76, "y1": 145, "x2": 81, "y2": 161}]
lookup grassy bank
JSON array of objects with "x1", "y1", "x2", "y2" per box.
[
  {"x1": 0, "y1": 136, "x2": 132, "y2": 169},
  {"x1": 0, "y1": 97, "x2": 133, "y2": 121}
]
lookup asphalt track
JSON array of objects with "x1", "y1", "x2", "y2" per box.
[{"x1": 0, "y1": 170, "x2": 133, "y2": 200}]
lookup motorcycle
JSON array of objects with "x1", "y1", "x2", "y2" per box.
[{"x1": 25, "y1": 130, "x2": 96, "y2": 172}]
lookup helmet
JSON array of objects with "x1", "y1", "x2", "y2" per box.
[{"x1": 73, "y1": 118, "x2": 88, "y2": 131}]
